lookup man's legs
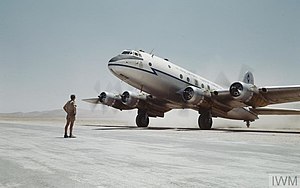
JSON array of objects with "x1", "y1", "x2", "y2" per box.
[
  {"x1": 69, "y1": 121, "x2": 75, "y2": 138},
  {"x1": 69, "y1": 122, "x2": 74, "y2": 136},
  {"x1": 64, "y1": 119, "x2": 70, "y2": 138}
]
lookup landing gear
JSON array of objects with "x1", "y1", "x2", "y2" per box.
[
  {"x1": 198, "y1": 111, "x2": 213, "y2": 130},
  {"x1": 136, "y1": 110, "x2": 149, "y2": 127},
  {"x1": 245, "y1": 120, "x2": 250, "y2": 128}
]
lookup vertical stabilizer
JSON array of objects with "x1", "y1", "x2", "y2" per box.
[{"x1": 243, "y1": 71, "x2": 254, "y2": 84}]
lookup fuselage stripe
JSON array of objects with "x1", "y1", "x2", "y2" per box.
[{"x1": 108, "y1": 63, "x2": 202, "y2": 89}]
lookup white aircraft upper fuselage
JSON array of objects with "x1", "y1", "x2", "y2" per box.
[
  {"x1": 109, "y1": 50, "x2": 222, "y2": 96},
  {"x1": 84, "y1": 49, "x2": 300, "y2": 129}
]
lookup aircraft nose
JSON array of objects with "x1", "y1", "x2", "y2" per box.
[{"x1": 109, "y1": 55, "x2": 121, "y2": 63}]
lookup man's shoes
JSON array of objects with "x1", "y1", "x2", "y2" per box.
[{"x1": 64, "y1": 134, "x2": 76, "y2": 138}]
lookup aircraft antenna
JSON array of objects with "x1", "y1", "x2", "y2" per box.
[{"x1": 150, "y1": 48, "x2": 155, "y2": 55}]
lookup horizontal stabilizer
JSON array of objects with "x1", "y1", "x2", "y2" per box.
[
  {"x1": 82, "y1": 98, "x2": 100, "y2": 104},
  {"x1": 250, "y1": 107, "x2": 300, "y2": 115}
]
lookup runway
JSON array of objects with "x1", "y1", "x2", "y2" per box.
[{"x1": 0, "y1": 122, "x2": 300, "y2": 188}]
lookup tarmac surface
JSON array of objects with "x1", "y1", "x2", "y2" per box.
[{"x1": 0, "y1": 121, "x2": 300, "y2": 188}]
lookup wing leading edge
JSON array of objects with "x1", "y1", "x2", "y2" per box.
[
  {"x1": 83, "y1": 92, "x2": 173, "y2": 118},
  {"x1": 213, "y1": 85, "x2": 300, "y2": 108},
  {"x1": 250, "y1": 107, "x2": 300, "y2": 115}
]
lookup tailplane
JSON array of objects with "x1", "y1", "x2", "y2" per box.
[{"x1": 242, "y1": 71, "x2": 254, "y2": 84}]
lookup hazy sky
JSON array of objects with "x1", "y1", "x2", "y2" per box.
[{"x1": 1, "y1": 0, "x2": 300, "y2": 113}]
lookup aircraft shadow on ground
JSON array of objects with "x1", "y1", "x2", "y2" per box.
[{"x1": 82, "y1": 124, "x2": 300, "y2": 134}]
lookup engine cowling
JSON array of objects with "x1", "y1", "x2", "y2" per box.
[
  {"x1": 181, "y1": 86, "x2": 209, "y2": 105},
  {"x1": 121, "y1": 91, "x2": 147, "y2": 107},
  {"x1": 98, "y1": 92, "x2": 119, "y2": 106},
  {"x1": 229, "y1": 82, "x2": 258, "y2": 102}
]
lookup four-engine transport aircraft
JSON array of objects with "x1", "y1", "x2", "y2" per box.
[{"x1": 83, "y1": 49, "x2": 300, "y2": 129}]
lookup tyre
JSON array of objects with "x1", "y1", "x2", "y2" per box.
[
  {"x1": 136, "y1": 113, "x2": 149, "y2": 127},
  {"x1": 198, "y1": 113, "x2": 212, "y2": 130}
]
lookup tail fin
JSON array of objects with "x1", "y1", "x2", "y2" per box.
[{"x1": 242, "y1": 71, "x2": 254, "y2": 84}]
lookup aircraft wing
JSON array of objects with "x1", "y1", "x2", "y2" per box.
[
  {"x1": 212, "y1": 85, "x2": 300, "y2": 109},
  {"x1": 250, "y1": 107, "x2": 300, "y2": 115},
  {"x1": 83, "y1": 97, "x2": 134, "y2": 111},
  {"x1": 83, "y1": 94, "x2": 173, "y2": 118},
  {"x1": 259, "y1": 85, "x2": 300, "y2": 105},
  {"x1": 142, "y1": 97, "x2": 173, "y2": 117}
]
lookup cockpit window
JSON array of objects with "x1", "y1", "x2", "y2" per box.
[
  {"x1": 121, "y1": 50, "x2": 142, "y2": 57},
  {"x1": 121, "y1": 51, "x2": 131, "y2": 55}
]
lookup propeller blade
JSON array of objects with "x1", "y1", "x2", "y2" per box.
[
  {"x1": 82, "y1": 98, "x2": 100, "y2": 104},
  {"x1": 114, "y1": 81, "x2": 122, "y2": 93},
  {"x1": 215, "y1": 72, "x2": 231, "y2": 87},
  {"x1": 94, "y1": 80, "x2": 101, "y2": 94},
  {"x1": 82, "y1": 98, "x2": 100, "y2": 112}
]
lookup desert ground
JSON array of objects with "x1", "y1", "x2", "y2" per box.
[{"x1": 0, "y1": 111, "x2": 300, "y2": 188}]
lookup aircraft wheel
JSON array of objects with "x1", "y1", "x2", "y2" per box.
[
  {"x1": 198, "y1": 112, "x2": 212, "y2": 130},
  {"x1": 136, "y1": 113, "x2": 149, "y2": 127}
]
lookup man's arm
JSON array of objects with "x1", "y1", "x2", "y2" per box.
[
  {"x1": 72, "y1": 102, "x2": 77, "y2": 116},
  {"x1": 63, "y1": 102, "x2": 68, "y2": 113},
  {"x1": 74, "y1": 106, "x2": 77, "y2": 116}
]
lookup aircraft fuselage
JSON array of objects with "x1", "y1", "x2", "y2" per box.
[{"x1": 108, "y1": 50, "x2": 258, "y2": 121}]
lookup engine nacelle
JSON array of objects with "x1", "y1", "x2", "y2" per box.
[
  {"x1": 181, "y1": 86, "x2": 209, "y2": 105},
  {"x1": 98, "y1": 92, "x2": 119, "y2": 106},
  {"x1": 121, "y1": 91, "x2": 147, "y2": 107},
  {"x1": 229, "y1": 82, "x2": 258, "y2": 102}
]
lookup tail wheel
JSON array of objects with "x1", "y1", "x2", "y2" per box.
[
  {"x1": 136, "y1": 113, "x2": 149, "y2": 127},
  {"x1": 198, "y1": 112, "x2": 213, "y2": 130},
  {"x1": 245, "y1": 120, "x2": 250, "y2": 128}
]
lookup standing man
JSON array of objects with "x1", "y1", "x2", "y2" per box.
[{"x1": 63, "y1": 94, "x2": 77, "y2": 138}]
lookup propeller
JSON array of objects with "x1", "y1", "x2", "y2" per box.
[
  {"x1": 216, "y1": 64, "x2": 254, "y2": 88},
  {"x1": 87, "y1": 80, "x2": 109, "y2": 113},
  {"x1": 215, "y1": 71, "x2": 231, "y2": 87},
  {"x1": 87, "y1": 80, "x2": 101, "y2": 112},
  {"x1": 90, "y1": 80, "x2": 126, "y2": 114},
  {"x1": 94, "y1": 80, "x2": 101, "y2": 94}
]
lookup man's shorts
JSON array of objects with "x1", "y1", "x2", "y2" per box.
[{"x1": 66, "y1": 115, "x2": 76, "y2": 122}]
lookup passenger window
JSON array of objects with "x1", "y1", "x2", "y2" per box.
[
  {"x1": 187, "y1": 77, "x2": 190, "y2": 82},
  {"x1": 180, "y1": 74, "x2": 183, "y2": 79},
  {"x1": 201, "y1": 83, "x2": 204, "y2": 88},
  {"x1": 207, "y1": 85, "x2": 211, "y2": 90},
  {"x1": 195, "y1": 80, "x2": 199, "y2": 86}
]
